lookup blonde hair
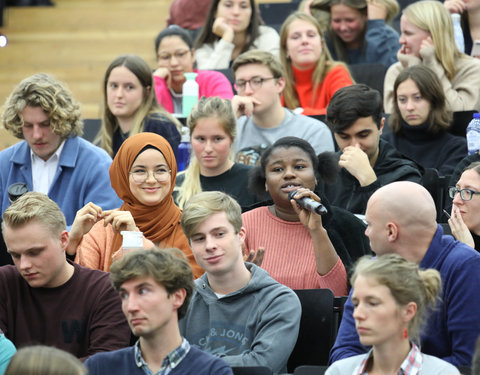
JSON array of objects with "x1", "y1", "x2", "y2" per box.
[
  {"x1": 2, "y1": 192, "x2": 66, "y2": 237},
  {"x1": 403, "y1": 0, "x2": 463, "y2": 81},
  {"x1": 98, "y1": 54, "x2": 181, "y2": 156},
  {"x1": 232, "y1": 49, "x2": 284, "y2": 78},
  {"x1": 181, "y1": 191, "x2": 243, "y2": 238},
  {"x1": 1, "y1": 73, "x2": 83, "y2": 139},
  {"x1": 175, "y1": 97, "x2": 236, "y2": 209},
  {"x1": 280, "y1": 12, "x2": 351, "y2": 110},
  {"x1": 5, "y1": 346, "x2": 87, "y2": 375},
  {"x1": 352, "y1": 254, "x2": 441, "y2": 343}
]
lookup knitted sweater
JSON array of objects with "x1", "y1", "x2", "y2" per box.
[
  {"x1": 75, "y1": 219, "x2": 203, "y2": 278},
  {"x1": 242, "y1": 206, "x2": 348, "y2": 295},
  {"x1": 284, "y1": 64, "x2": 353, "y2": 116},
  {"x1": 384, "y1": 46, "x2": 480, "y2": 113}
]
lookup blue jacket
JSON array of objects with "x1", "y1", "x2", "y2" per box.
[
  {"x1": 0, "y1": 137, "x2": 122, "y2": 226},
  {"x1": 329, "y1": 225, "x2": 480, "y2": 366},
  {"x1": 85, "y1": 344, "x2": 233, "y2": 375}
]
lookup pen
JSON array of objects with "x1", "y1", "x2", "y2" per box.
[{"x1": 443, "y1": 209, "x2": 451, "y2": 219}]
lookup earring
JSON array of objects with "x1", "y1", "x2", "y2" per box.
[{"x1": 403, "y1": 328, "x2": 408, "y2": 339}]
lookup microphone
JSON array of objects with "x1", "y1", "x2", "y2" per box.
[{"x1": 288, "y1": 190, "x2": 328, "y2": 215}]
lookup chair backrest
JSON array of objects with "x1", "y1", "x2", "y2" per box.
[
  {"x1": 258, "y1": 2, "x2": 299, "y2": 33},
  {"x1": 231, "y1": 366, "x2": 273, "y2": 375},
  {"x1": 287, "y1": 289, "x2": 336, "y2": 373},
  {"x1": 348, "y1": 63, "x2": 387, "y2": 98},
  {"x1": 449, "y1": 110, "x2": 478, "y2": 137},
  {"x1": 294, "y1": 365, "x2": 328, "y2": 375},
  {"x1": 82, "y1": 118, "x2": 102, "y2": 143},
  {"x1": 422, "y1": 168, "x2": 451, "y2": 221}
]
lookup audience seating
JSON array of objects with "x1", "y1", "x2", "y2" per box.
[
  {"x1": 422, "y1": 168, "x2": 451, "y2": 222},
  {"x1": 294, "y1": 365, "x2": 328, "y2": 375},
  {"x1": 258, "y1": 2, "x2": 299, "y2": 33},
  {"x1": 82, "y1": 118, "x2": 102, "y2": 143},
  {"x1": 348, "y1": 63, "x2": 387, "y2": 98},
  {"x1": 287, "y1": 288, "x2": 337, "y2": 373},
  {"x1": 215, "y1": 68, "x2": 236, "y2": 94},
  {"x1": 231, "y1": 366, "x2": 273, "y2": 375}
]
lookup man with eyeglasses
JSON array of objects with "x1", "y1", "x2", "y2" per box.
[
  {"x1": 330, "y1": 181, "x2": 480, "y2": 368},
  {"x1": 231, "y1": 50, "x2": 334, "y2": 166}
]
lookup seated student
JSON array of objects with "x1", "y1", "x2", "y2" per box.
[
  {"x1": 194, "y1": 0, "x2": 280, "y2": 70},
  {"x1": 327, "y1": 254, "x2": 459, "y2": 375},
  {"x1": 330, "y1": 181, "x2": 480, "y2": 367},
  {"x1": 153, "y1": 26, "x2": 234, "y2": 115},
  {"x1": 0, "y1": 331, "x2": 15, "y2": 375},
  {"x1": 5, "y1": 346, "x2": 87, "y2": 375},
  {"x1": 0, "y1": 73, "x2": 121, "y2": 228},
  {"x1": 0, "y1": 193, "x2": 131, "y2": 359},
  {"x1": 323, "y1": 84, "x2": 422, "y2": 215},
  {"x1": 179, "y1": 191, "x2": 301, "y2": 374},
  {"x1": 384, "y1": 0, "x2": 480, "y2": 114},
  {"x1": 280, "y1": 12, "x2": 354, "y2": 116},
  {"x1": 448, "y1": 162, "x2": 480, "y2": 250},
  {"x1": 303, "y1": 0, "x2": 400, "y2": 68},
  {"x1": 68, "y1": 133, "x2": 202, "y2": 277},
  {"x1": 166, "y1": 0, "x2": 212, "y2": 33},
  {"x1": 85, "y1": 249, "x2": 233, "y2": 375},
  {"x1": 382, "y1": 65, "x2": 467, "y2": 176},
  {"x1": 98, "y1": 54, "x2": 182, "y2": 158},
  {"x1": 231, "y1": 49, "x2": 335, "y2": 164},
  {"x1": 174, "y1": 97, "x2": 260, "y2": 210},
  {"x1": 244, "y1": 136, "x2": 371, "y2": 294}
]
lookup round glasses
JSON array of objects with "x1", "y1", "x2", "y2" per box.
[
  {"x1": 448, "y1": 186, "x2": 480, "y2": 201},
  {"x1": 129, "y1": 169, "x2": 171, "y2": 184}
]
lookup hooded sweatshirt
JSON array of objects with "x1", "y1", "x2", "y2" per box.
[{"x1": 179, "y1": 263, "x2": 301, "y2": 374}]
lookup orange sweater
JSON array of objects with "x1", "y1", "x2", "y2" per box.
[
  {"x1": 75, "y1": 219, "x2": 203, "y2": 278},
  {"x1": 242, "y1": 206, "x2": 348, "y2": 296},
  {"x1": 284, "y1": 64, "x2": 353, "y2": 116}
]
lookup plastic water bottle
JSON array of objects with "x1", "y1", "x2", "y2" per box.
[
  {"x1": 452, "y1": 14, "x2": 465, "y2": 53},
  {"x1": 466, "y1": 113, "x2": 480, "y2": 155},
  {"x1": 182, "y1": 72, "x2": 199, "y2": 117},
  {"x1": 177, "y1": 127, "x2": 192, "y2": 172}
]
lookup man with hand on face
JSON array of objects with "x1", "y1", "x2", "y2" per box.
[
  {"x1": 85, "y1": 248, "x2": 232, "y2": 375},
  {"x1": 231, "y1": 50, "x2": 334, "y2": 166},
  {"x1": 323, "y1": 84, "x2": 422, "y2": 215},
  {"x1": 0, "y1": 193, "x2": 130, "y2": 360}
]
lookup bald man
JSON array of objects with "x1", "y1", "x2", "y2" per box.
[{"x1": 329, "y1": 181, "x2": 480, "y2": 367}]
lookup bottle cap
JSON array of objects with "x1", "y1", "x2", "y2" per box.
[
  {"x1": 474, "y1": 113, "x2": 480, "y2": 119},
  {"x1": 184, "y1": 72, "x2": 198, "y2": 80}
]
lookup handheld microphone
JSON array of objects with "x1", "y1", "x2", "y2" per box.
[{"x1": 288, "y1": 190, "x2": 328, "y2": 215}]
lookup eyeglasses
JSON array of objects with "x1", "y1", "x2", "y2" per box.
[
  {"x1": 129, "y1": 169, "x2": 171, "y2": 184},
  {"x1": 157, "y1": 50, "x2": 191, "y2": 62},
  {"x1": 448, "y1": 186, "x2": 480, "y2": 201},
  {"x1": 234, "y1": 77, "x2": 275, "y2": 91}
]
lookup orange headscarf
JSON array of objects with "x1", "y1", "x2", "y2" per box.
[{"x1": 109, "y1": 132, "x2": 202, "y2": 277}]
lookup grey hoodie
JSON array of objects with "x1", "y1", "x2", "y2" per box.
[{"x1": 179, "y1": 263, "x2": 301, "y2": 374}]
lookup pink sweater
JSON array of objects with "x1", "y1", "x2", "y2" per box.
[
  {"x1": 154, "y1": 69, "x2": 234, "y2": 113},
  {"x1": 242, "y1": 206, "x2": 347, "y2": 296}
]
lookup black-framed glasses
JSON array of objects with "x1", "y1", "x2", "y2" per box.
[
  {"x1": 234, "y1": 77, "x2": 275, "y2": 91},
  {"x1": 129, "y1": 169, "x2": 171, "y2": 184},
  {"x1": 448, "y1": 186, "x2": 480, "y2": 201}
]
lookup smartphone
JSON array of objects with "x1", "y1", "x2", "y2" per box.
[{"x1": 471, "y1": 40, "x2": 480, "y2": 58}]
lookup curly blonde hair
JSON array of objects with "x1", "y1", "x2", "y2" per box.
[{"x1": 1, "y1": 73, "x2": 83, "y2": 139}]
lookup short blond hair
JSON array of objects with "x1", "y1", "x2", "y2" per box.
[
  {"x1": 181, "y1": 191, "x2": 242, "y2": 239},
  {"x1": 2, "y1": 192, "x2": 66, "y2": 237},
  {"x1": 1, "y1": 73, "x2": 83, "y2": 139},
  {"x1": 232, "y1": 49, "x2": 284, "y2": 78}
]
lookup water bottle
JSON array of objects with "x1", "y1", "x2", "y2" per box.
[
  {"x1": 452, "y1": 14, "x2": 465, "y2": 53},
  {"x1": 182, "y1": 72, "x2": 199, "y2": 117},
  {"x1": 466, "y1": 113, "x2": 480, "y2": 155},
  {"x1": 177, "y1": 127, "x2": 192, "y2": 172}
]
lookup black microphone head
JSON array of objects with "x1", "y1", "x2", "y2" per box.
[{"x1": 288, "y1": 190, "x2": 298, "y2": 200}]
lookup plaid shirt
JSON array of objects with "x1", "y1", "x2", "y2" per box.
[
  {"x1": 134, "y1": 337, "x2": 191, "y2": 375},
  {"x1": 354, "y1": 343, "x2": 423, "y2": 375}
]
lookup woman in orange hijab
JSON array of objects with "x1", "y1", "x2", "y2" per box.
[{"x1": 67, "y1": 132, "x2": 202, "y2": 277}]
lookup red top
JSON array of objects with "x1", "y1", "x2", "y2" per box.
[{"x1": 283, "y1": 64, "x2": 353, "y2": 115}]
